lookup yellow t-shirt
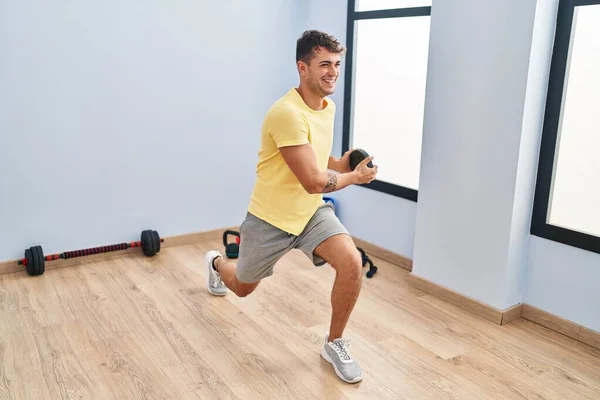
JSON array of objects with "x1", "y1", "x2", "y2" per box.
[{"x1": 247, "y1": 87, "x2": 336, "y2": 236}]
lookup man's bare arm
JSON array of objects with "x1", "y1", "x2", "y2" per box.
[
  {"x1": 328, "y1": 149, "x2": 355, "y2": 173},
  {"x1": 328, "y1": 156, "x2": 343, "y2": 173},
  {"x1": 280, "y1": 144, "x2": 376, "y2": 194}
]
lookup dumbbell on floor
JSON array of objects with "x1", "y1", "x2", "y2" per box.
[
  {"x1": 17, "y1": 229, "x2": 163, "y2": 276},
  {"x1": 357, "y1": 246, "x2": 378, "y2": 278}
]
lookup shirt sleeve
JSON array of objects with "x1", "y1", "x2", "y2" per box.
[{"x1": 266, "y1": 106, "x2": 310, "y2": 148}]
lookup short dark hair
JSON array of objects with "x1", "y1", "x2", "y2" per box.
[{"x1": 296, "y1": 30, "x2": 346, "y2": 64}]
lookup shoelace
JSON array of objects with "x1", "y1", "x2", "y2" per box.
[
  {"x1": 332, "y1": 339, "x2": 352, "y2": 361},
  {"x1": 212, "y1": 272, "x2": 224, "y2": 288}
]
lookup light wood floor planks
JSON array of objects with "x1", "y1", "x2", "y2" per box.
[{"x1": 0, "y1": 238, "x2": 599, "y2": 399}]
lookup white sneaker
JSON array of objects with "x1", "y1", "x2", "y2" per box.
[
  {"x1": 320, "y1": 333, "x2": 363, "y2": 383},
  {"x1": 205, "y1": 250, "x2": 228, "y2": 296}
]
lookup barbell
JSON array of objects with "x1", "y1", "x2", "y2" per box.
[{"x1": 17, "y1": 229, "x2": 163, "y2": 276}]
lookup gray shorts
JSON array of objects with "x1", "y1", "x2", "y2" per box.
[{"x1": 235, "y1": 202, "x2": 349, "y2": 283}]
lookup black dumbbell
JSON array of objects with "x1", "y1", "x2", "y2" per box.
[
  {"x1": 140, "y1": 230, "x2": 162, "y2": 257},
  {"x1": 356, "y1": 246, "x2": 377, "y2": 278},
  {"x1": 365, "y1": 257, "x2": 378, "y2": 278},
  {"x1": 18, "y1": 229, "x2": 162, "y2": 276},
  {"x1": 349, "y1": 149, "x2": 374, "y2": 171},
  {"x1": 223, "y1": 230, "x2": 240, "y2": 258}
]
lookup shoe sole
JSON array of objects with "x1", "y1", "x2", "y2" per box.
[
  {"x1": 320, "y1": 346, "x2": 363, "y2": 383},
  {"x1": 207, "y1": 288, "x2": 227, "y2": 296},
  {"x1": 206, "y1": 254, "x2": 227, "y2": 296}
]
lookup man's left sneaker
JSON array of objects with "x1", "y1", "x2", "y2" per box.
[
  {"x1": 320, "y1": 333, "x2": 363, "y2": 383},
  {"x1": 205, "y1": 250, "x2": 228, "y2": 296}
]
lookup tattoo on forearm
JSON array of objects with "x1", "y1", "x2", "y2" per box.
[{"x1": 323, "y1": 172, "x2": 337, "y2": 193}]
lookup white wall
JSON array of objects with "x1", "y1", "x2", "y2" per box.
[
  {"x1": 412, "y1": 0, "x2": 539, "y2": 310},
  {"x1": 302, "y1": 0, "x2": 419, "y2": 259},
  {"x1": 526, "y1": 237, "x2": 600, "y2": 332},
  {"x1": 523, "y1": 1, "x2": 600, "y2": 333},
  {"x1": 506, "y1": 0, "x2": 558, "y2": 313},
  {"x1": 0, "y1": 0, "x2": 302, "y2": 261},
  {"x1": 410, "y1": 0, "x2": 600, "y2": 332}
]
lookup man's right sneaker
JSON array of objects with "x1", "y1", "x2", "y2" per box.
[
  {"x1": 205, "y1": 250, "x2": 228, "y2": 296},
  {"x1": 320, "y1": 333, "x2": 363, "y2": 383}
]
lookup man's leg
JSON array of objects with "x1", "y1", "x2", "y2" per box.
[
  {"x1": 204, "y1": 250, "x2": 261, "y2": 297},
  {"x1": 313, "y1": 233, "x2": 363, "y2": 341},
  {"x1": 311, "y1": 232, "x2": 364, "y2": 384},
  {"x1": 205, "y1": 212, "x2": 293, "y2": 298},
  {"x1": 212, "y1": 255, "x2": 260, "y2": 297}
]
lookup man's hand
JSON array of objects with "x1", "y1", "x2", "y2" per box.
[
  {"x1": 280, "y1": 144, "x2": 377, "y2": 194},
  {"x1": 352, "y1": 156, "x2": 378, "y2": 185},
  {"x1": 338, "y1": 149, "x2": 355, "y2": 173},
  {"x1": 328, "y1": 149, "x2": 355, "y2": 173}
]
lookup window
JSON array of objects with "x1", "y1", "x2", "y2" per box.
[
  {"x1": 356, "y1": 0, "x2": 431, "y2": 12},
  {"x1": 532, "y1": 0, "x2": 600, "y2": 255},
  {"x1": 342, "y1": 0, "x2": 431, "y2": 201}
]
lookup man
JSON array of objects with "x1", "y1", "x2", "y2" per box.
[{"x1": 204, "y1": 30, "x2": 378, "y2": 384}]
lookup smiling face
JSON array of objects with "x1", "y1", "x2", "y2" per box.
[
  {"x1": 298, "y1": 47, "x2": 342, "y2": 97},
  {"x1": 295, "y1": 30, "x2": 346, "y2": 99}
]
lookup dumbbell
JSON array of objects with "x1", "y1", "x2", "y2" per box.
[
  {"x1": 364, "y1": 257, "x2": 378, "y2": 278},
  {"x1": 356, "y1": 246, "x2": 378, "y2": 278},
  {"x1": 223, "y1": 230, "x2": 240, "y2": 258},
  {"x1": 349, "y1": 149, "x2": 374, "y2": 171},
  {"x1": 17, "y1": 229, "x2": 163, "y2": 276}
]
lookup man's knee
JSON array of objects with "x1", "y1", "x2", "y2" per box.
[
  {"x1": 234, "y1": 286, "x2": 255, "y2": 297},
  {"x1": 332, "y1": 249, "x2": 363, "y2": 283},
  {"x1": 314, "y1": 234, "x2": 363, "y2": 281},
  {"x1": 233, "y1": 279, "x2": 260, "y2": 297}
]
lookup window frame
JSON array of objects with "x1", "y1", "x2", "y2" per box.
[
  {"x1": 531, "y1": 0, "x2": 600, "y2": 255},
  {"x1": 342, "y1": 1, "x2": 432, "y2": 202}
]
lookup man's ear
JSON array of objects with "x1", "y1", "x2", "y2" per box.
[{"x1": 297, "y1": 60, "x2": 308, "y2": 76}]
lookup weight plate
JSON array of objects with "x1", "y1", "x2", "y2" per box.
[
  {"x1": 349, "y1": 149, "x2": 372, "y2": 171},
  {"x1": 33, "y1": 245, "x2": 45, "y2": 275},
  {"x1": 151, "y1": 230, "x2": 160, "y2": 255},
  {"x1": 26, "y1": 245, "x2": 44, "y2": 276},
  {"x1": 25, "y1": 248, "x2": 34, "y2": 275},
  {"x1": 141, "y1": 230, "x2": 155, "y2": 257}
]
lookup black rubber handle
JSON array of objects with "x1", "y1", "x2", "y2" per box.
[
  {"x1": 223, "y1": 230, "x2": 240, "y2": 246},
  {"x1": 62, "y1": 243, "x2": 130, "y2": 259}
]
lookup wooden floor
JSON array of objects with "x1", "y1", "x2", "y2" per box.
[{"x1": 1, "y1": 238, "x2": 599, "y2": 400}]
